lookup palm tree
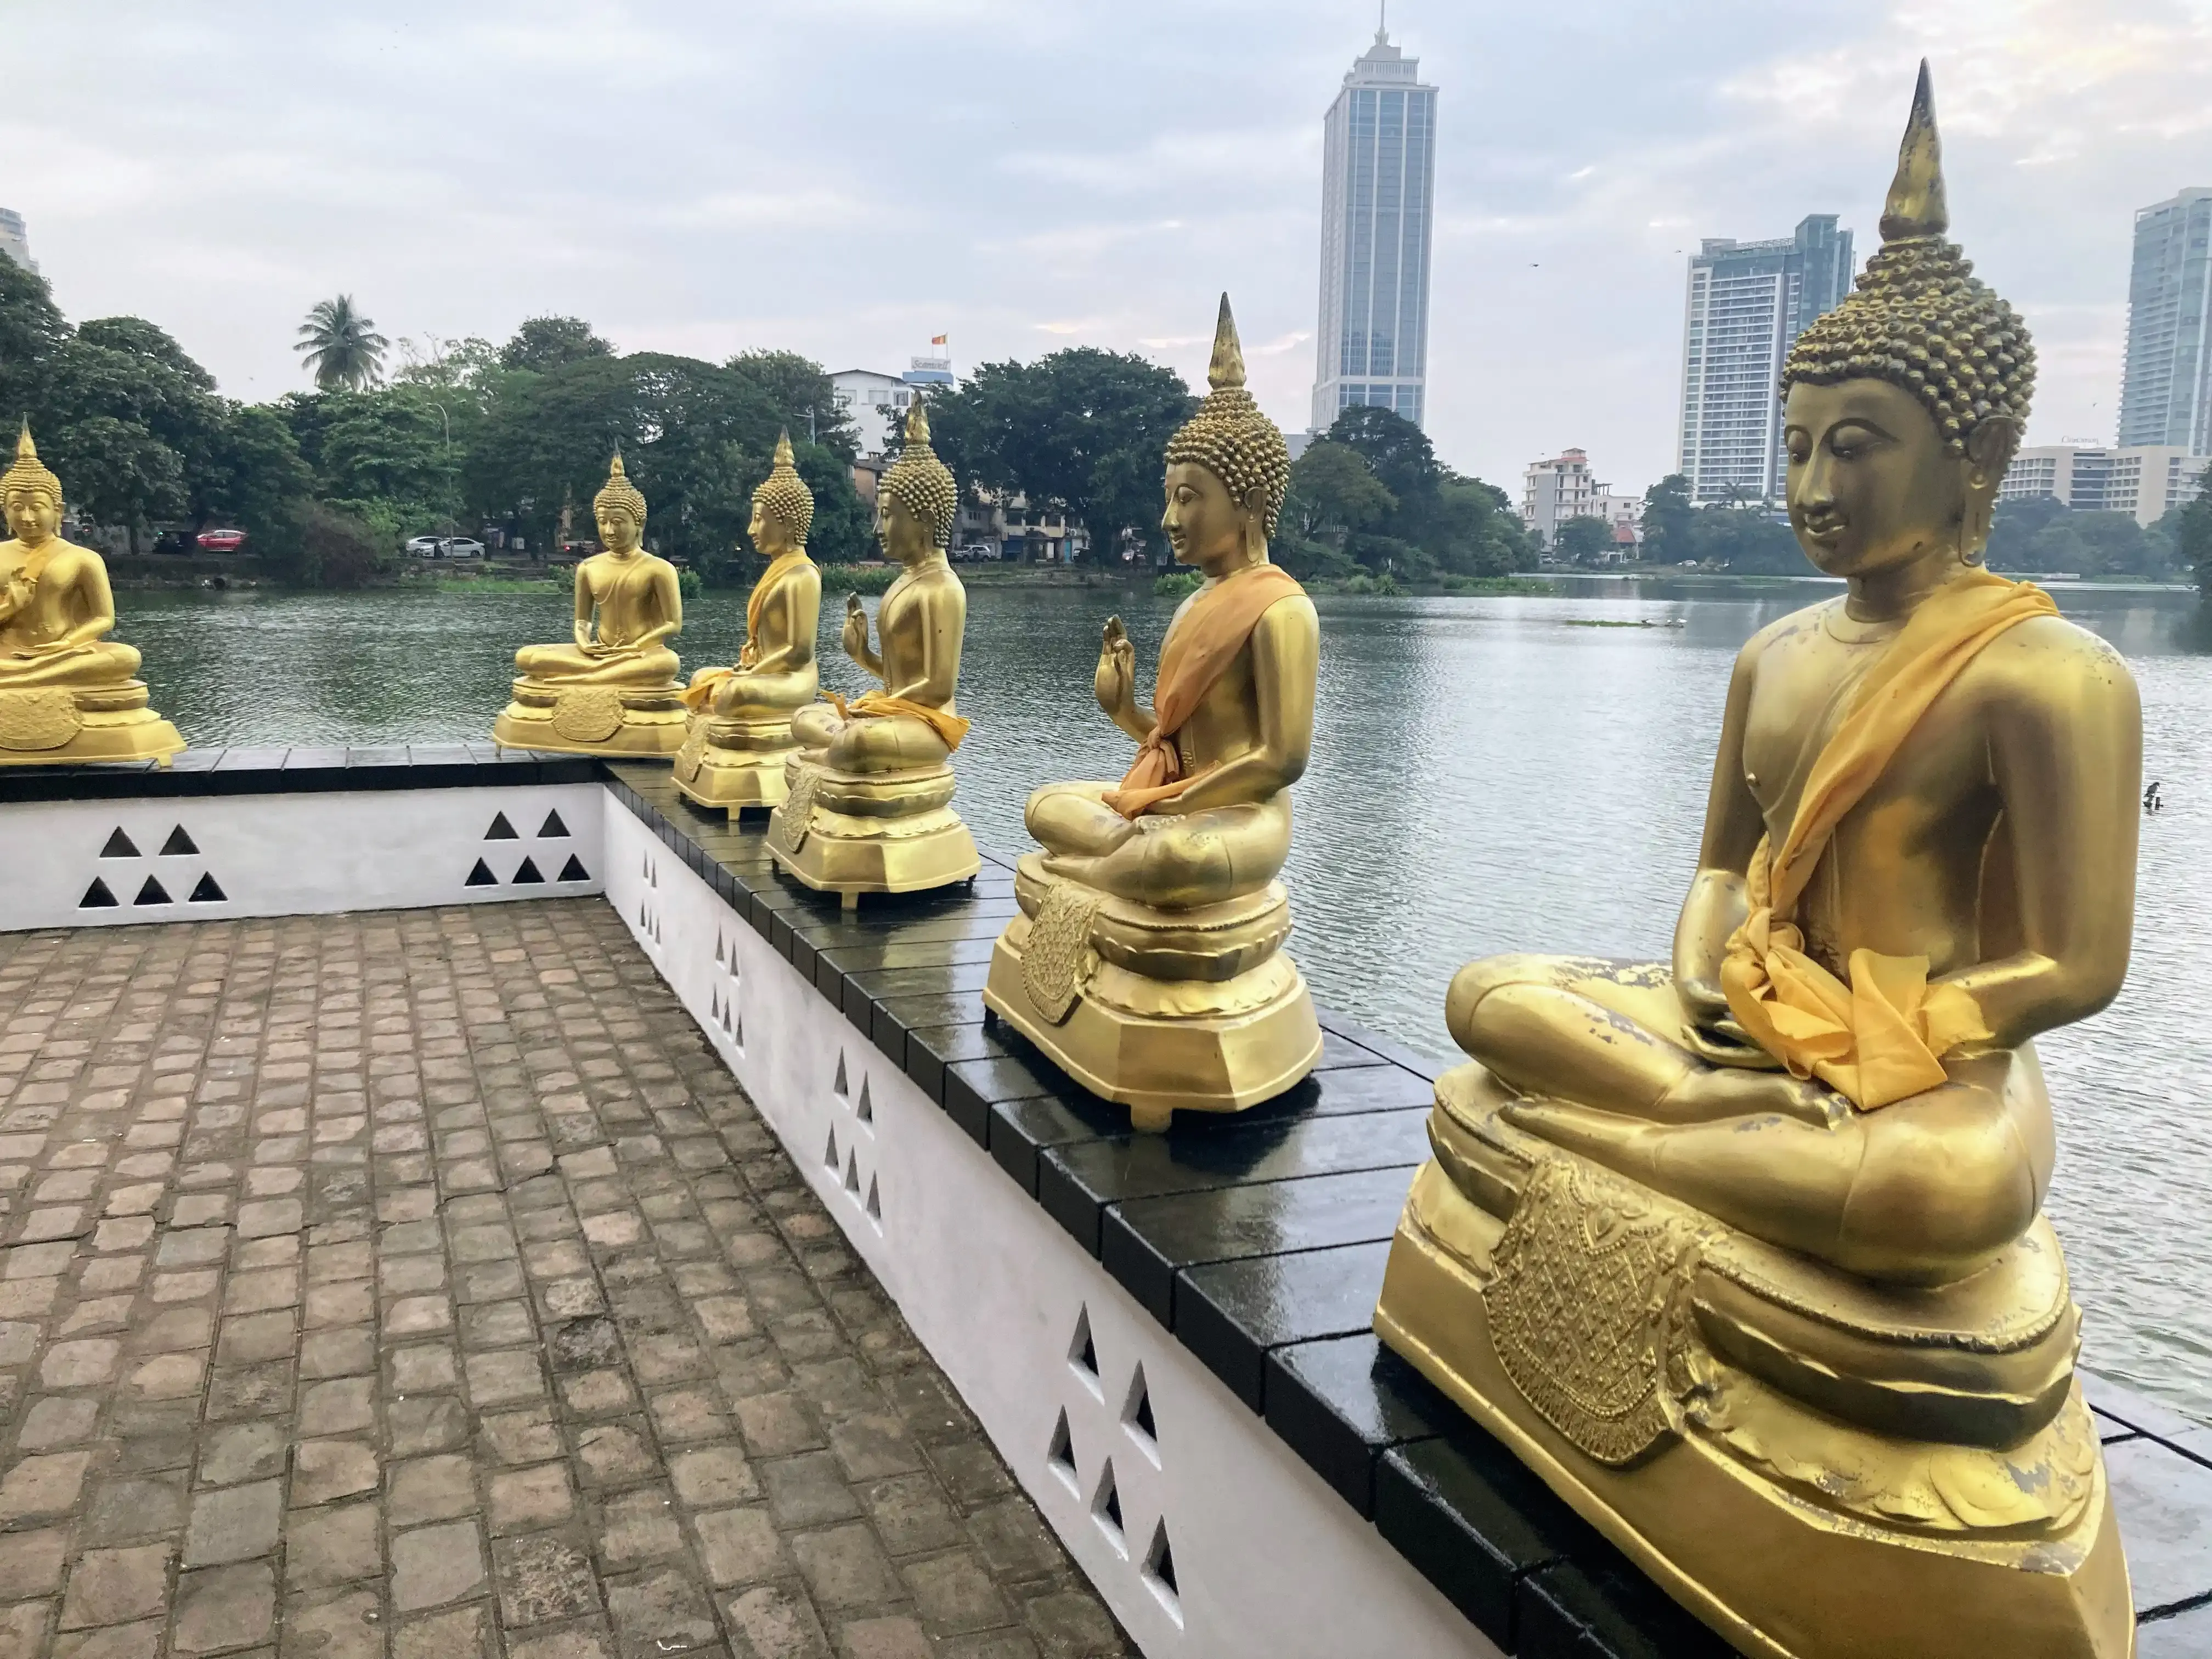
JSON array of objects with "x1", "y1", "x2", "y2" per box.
[{"x1": 295, "y1": 295, "x2": 390, "y2": 391}]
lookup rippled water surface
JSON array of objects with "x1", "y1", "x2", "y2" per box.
[{"x1": 115, "y1": 575, "x2": 2212, "y2": 1414}]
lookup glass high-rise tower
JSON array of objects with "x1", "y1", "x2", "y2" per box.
[
  {"x1": 2118, "y1": 188, "x2": 2212, "y2": 455},
  {"x1": 1311, "y1": 29, "x2": 1437, "y2": 433}
]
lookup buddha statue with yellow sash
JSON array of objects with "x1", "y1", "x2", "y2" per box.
[
  {"x1": 0, "y1": 424, "x2": 183, "y2": 765},
  {"x1": 984, "y1": 297, "x2": 1322, "y2": 1132},
  {"x1": 675, "y1": 432, "x2": 822, "y2": 810},
  {"x1": 767, "y1": 399, "x2": 979, "y2": 902},
  {"x1": 493, "y1": 452, "x2": 686, "y2": 756},
  {"x1": 1374, "y1": 69, "x2": 2136, "y2": 1657}
]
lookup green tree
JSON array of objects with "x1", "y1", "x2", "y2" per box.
[
  {"x1": 1284, "y1": 441, "x2": 1395, "y2": 540},
  {"x1": 498, "y1": 316, "x2": 612, "y2": 375},
  {"x1": 1639, "y1": 475, "x2": 1696, "y2": 563},
  {"x1": 1986, "y1": 494, "x2": 2068, "y2": 572},
  {"x1": 726, "y1": 350, "x2": 859, "y2": 460},
  {"x1": 1429, "y1": 477, "x2": 1539, "y2": 577},
  {"x1": 1323, "y1": 405, "x2": 1440, "y2": 507},
  {"x1": 1552, "y1": 515, "x2": 1617, "y2": 565},
  {"x1": 0, "y1": 257, "x2": 67, "y2": 411},
  {"x1": 313, "y1": 388, "x2": 456, "y2": 532},
  {"x1": 918, "y1": 350, "x2": 1197, "y2": 563},
  {"x1": 1688, "y1": 505, "x2": 1808, "y2": 573},
  {"x1": 203, "y1": 404, "x2": 314, "y2": 562},
  {"x1": 295, "y1": 296, "x2": 389, "y2": 391},
  {"x1": 50, "y1": 415, "x2": 186, "y2": 543},
  {"x1": 2174, "y1": 492, "x2": 2212, "y2": 604}
]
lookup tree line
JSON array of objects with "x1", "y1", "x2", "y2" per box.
[{"x1": 0, "y1": 259, "x2": 872, "y2": 586}]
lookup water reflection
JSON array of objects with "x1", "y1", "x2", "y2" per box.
[{"x1": 112, "y1": 577, "x2": 2212, "y2": 1412}]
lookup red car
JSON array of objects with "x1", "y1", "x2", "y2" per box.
[{"x1": 196, "y1": 528, "x2": 247, "y2": 554}]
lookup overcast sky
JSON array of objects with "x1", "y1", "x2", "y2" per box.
[{"x1": 6, "y1": 0, "x2": 2210, "y2": 495}]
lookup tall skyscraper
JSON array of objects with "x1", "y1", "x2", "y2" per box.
[
  {"x1": 2118, "y1": 188, "x2": 2212, "y2": 454},
  {"x1": 1310, "y1": 27, "x2": 1437, "y2": 434},
  {"x1": 0, "y1": 210, "x2": 32, "y2": 274},
  {"x1": 1676, "y1": 215, "x2": 1854, "y2": 504}
]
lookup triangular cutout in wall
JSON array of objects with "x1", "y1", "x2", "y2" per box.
[
  {"x1": 539, "y1": 808, "x2": 569, "y2": 837},
  {"x1": 188, "y1": 873, "x2": 226, "y2": 903},
  {"x1": 100, "y1": 828, "x2": 139, "y2": 859},
  {"x1": 134, "y1": 876, "x2": 171, "y2": 906},
  {"x1": 466, "y1": 859, "x2": 497, "y2": 887},
  {"x1": 557, "y1": 855, "x2": 589, "y2": 882},
  {"x1": 486, "y1": 811, "x2": 518, "y2": 839},
  {"x1": 80, "y1": 878, "x2": 118, "y2": 909},
  {"x1": 160, "y1": 825, "x2": 198, "y2": 856},
  {"x1": 512, "y1": 856, "x2": 544, "y2": 884}
]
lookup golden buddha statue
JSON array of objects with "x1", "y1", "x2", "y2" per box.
[
  {"x1": 493, "y1": 452, "x2": 686, "y2": 756},
  {"x1": 0, "y1": 424, "x2": 183, "y2": 766},
  {"x1": 983, "y1": 297, "x2": 1322, "y2": 1132},
  {"x1": 675, "y1": 432, "x2": 822, "y2": 810},
  {"x1": 1374, "y1": 68, "x2": 2136, "y2": 1658},
  {"x1": 766, "y1": 399, "x2": 979, "y2": 902}
]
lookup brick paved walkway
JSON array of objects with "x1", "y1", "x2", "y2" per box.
[{"x1": 0, "y1": 900, "x2": 1131, "y2": 1659}]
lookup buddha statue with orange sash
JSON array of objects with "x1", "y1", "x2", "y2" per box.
[
  {"x1": 0, "y1": 424, "x2": 184, "y2": 765},
  {"x1": 675, "y1": 432, "x2": 822, "y2": 810},
  {"x1": 767, "y1": 399, "x2": 979, "y2": 902},
  {"x1": 984, "y1": 296, "x2": 1322, "y2": 1131},
  {"x1": 494, "y1": 452, "x2": 686, "y2": 756},
  {"x1": 1374, "y1": 69, "x2": 2137, "y2": 1657}
]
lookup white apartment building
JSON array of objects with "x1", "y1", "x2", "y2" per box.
[
  {"x1": 1522, "y1": 450, "x2": 1621, "y2": 547},
  {"x1": 0, "y1": 210, "x2": 32, "y2": 273},
  {"x1": 831, "y1": 356, "x2": 958, "y2": 458},
  {"x1": 2000, "y1": 444, "x2": 2209, "y2": 527}
]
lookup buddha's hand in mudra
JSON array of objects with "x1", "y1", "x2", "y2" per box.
[
  {"x1": 1094, "y1": 615, "x2": 1136, "y2": 719},
  {"x1": 841, "y1": 591, "x2": 870, "y2": 664}
]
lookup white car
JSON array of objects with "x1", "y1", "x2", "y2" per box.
[
  {"x1": 406, "y1": 535, "x2": 443, "y2": 557},
  {"x1": 443, "y1": 538, "x2": 487, "y2": 559}
]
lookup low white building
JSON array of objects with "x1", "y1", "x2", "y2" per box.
[
  {"x1": 1522, "y1": 450, "x2": 1640, "y2": 550},
  {"x1": 829, "y1": 370, "x2": 915, "y2": 458},
  {"x1": 2000, "y1": 444, "x2": 2208, "y2": 527}
]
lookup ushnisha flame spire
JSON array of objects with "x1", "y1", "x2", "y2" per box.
[
  {"x1": 594, "y1": 448, "x2": 648, "y2": 521},
  {"x1": 1165, "y1": 294, "x2": 1292, "y2": 539},
  {"x1": 2, "y1": 420, "x2": 61, "y2": 507},
  {"x1": 881, "y1": 396, "x2": 958, "y2": 548},
  {"x1": 1783, "y1": 62, "x2": 2034, "y2": 459},
  {"x1": 753, "y1": 428, "x2": 816, "y2": 543}
]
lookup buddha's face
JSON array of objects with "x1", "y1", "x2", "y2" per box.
[
  {"x1": 750, "y1": 500, "x2": 796, "y2": 558},
  {"x1": 595, "y1": 504, "x2": 642, "y2": 556},
  {"x1": 878, "y1": 493, "x2": 933, "y2": 564},
  {"x1": 1785, "y1": 379, "x2": 1973, "y2": 579},
  {"x1": 1161, "y1": 462, "x2": 1252, "y2": 573},
  {"x1": 3, "y1": 491, "x2": 58, "y2": 548}
]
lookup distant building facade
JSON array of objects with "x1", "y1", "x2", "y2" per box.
[
  {"x1": 1677, "y1": 215, "x2": 1854, "y2": 505},
  {"x1": 2000, "y1": 443, "x2": 2208, "y2": 528},
  {"x1": 0, "y1": 210, "x2": 32, "y2": 273},
  {"x1": 1522, "y1": 450, "x2": 1641, "y2": 555},
  {"x1": 2118, "y1": 188, "x2": 2212, "y2": 455},
  {"x1": 1310, "y1": 29, "x2": 1437, "y2": 433}
]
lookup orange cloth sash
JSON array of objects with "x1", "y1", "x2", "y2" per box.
[
  {"x1": 1720, "y1": 568, "x2": 2058, "y2": 1109},
  {"x1": 679, "y1": 551, "x2": 811, "y2": 712},
  {"x1": 1102, "y1": 562, "x2": 1306, "y2": 820},
  {"x1": 828, "y1": 691, "x2": 970, "y2": 752}
]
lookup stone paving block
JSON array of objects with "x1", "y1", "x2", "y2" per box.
[{"x1": 0, "y1": 906, "x2": 1127, "y2": 1659}]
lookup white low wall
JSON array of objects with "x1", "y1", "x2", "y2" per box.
[
  {"x1": 0, "y1": 784, "x2": 605, "y2": 929},
  {"x1": 600, "y1": 791, "x2": 1497, "y2": 1659}
]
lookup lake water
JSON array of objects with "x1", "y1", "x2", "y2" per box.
[{"x1": 113, "y1": 574, "x2": 2212, "y2": 1416}]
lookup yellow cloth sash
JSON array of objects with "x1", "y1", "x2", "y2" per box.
[
  {"x1": 1720, "y1": 568, "x2": 2058, "y2": 1110},
  {"x1": 679, "y1": 550, "x2": 812, "y2": 712},
  {"x1": 1102, "y1": 562, "x2": 1306, "y2": 820},
  {"x1": 828, "y1": 691, "x2": 970, "y2": 752}
]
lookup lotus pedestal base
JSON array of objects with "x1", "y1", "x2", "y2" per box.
[{"x1": 493, "y1": 680, "x2": 685, "y2": 759}]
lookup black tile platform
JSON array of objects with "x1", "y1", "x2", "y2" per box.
[
  {"x1": 597, "y1": 763, "x2": 2212, "y2": 1656},
  {"x1": 15, "y1": 750, "x2": 2207, "y2": 1655}
]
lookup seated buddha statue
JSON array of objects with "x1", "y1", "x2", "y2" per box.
[
  {"x1": 0, "y1": 424, "x2": 183, "y2": 765},
  {"x1": 1375, "y1": 70, "x2": 2136, "y2": 1658},
  {"x1": 675, "y1": 432, "x2": 822, "y2": 810},
  {"x1": 766, "y1": 399, "x2": 979, "y2": 901},
  {"x1": 493, "y1": 452, "x2": 686, "y2": 757},
  {"x1": 983, "y1": 297, "x2": 1323, "y2": 1132}
]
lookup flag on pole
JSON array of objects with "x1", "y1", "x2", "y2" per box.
[{"x1": 930, "y1": 334, "x2": 948, "y2": 346}]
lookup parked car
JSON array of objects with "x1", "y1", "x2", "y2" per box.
[
  {"x1": 195, "y1": 527, "x2": 246, "y2": 554},
  {"x1": 153, "y1": 529, "x2": 199, "y2": 556},
  {"x1": 952, "y1": 543, "x2": 999, "y2": 563},
  {"x1": 442, "y1": 538, "x2": 487, "y2": 559},
  {"x1": 406, "y1": 535, "x2": 444, "y2": 557}
]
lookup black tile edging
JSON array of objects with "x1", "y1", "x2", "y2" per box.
[{"x1": 0, "y1": 747, "x2": 601, "y2": 802}]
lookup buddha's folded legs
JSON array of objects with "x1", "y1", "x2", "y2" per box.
[
  {"x1": 1028, "y1": 783, "x2": 1289, "y2": 909},
  {"x1": 514, "y1": 644, "x2": 680, "y2": 686},
  {"x1": 818, "y1": 713, "x2": 949, "y2": 774},
  {"x1": 707, "y1": 667, "x2": 814, "y2": 719},
  {"x1": 0, "y1": 639, "x2": 142, "y2": 688}
]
